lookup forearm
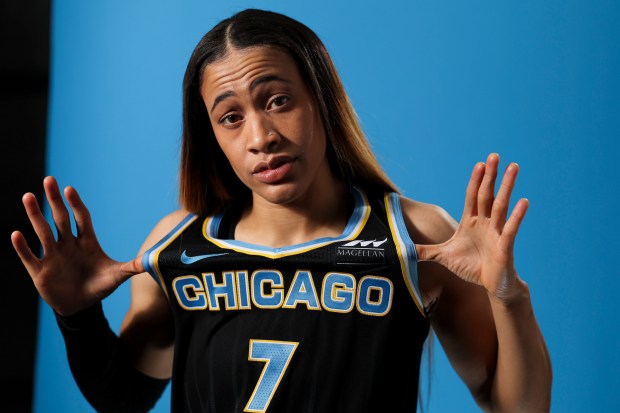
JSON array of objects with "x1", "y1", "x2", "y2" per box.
[
  {"x1": 487, "y1": 278, "x2": 552, "y2": 412},
  {"x1": 55, "y1": 303, "x2": 169, "y2": 412}
]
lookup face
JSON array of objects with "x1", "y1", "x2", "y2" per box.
[{"x1": 201, "y1": 46, "x2": 331, "y2": 206}]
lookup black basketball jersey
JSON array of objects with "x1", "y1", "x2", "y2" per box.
[{"x1": 143, "y1": 187, "x2": 430, "y2": 412}]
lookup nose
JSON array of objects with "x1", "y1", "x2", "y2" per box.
[{"x1": 246, "y1": 114, "x2": 280, "y2": 153}]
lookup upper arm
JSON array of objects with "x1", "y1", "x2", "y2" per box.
[
  {"x1": 400, "y1": 196, "x2": 498, "y2": 403},
  {"x1": 119, "y1": 209, "x2": 189, "y2": 379}
]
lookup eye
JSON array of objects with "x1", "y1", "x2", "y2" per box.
[
  {"x1": 267, "y1": 95, "x2": 290, "y2": 110},
  {"x1": 219, "y1": 113, "x2": 243, "y2": 126}
]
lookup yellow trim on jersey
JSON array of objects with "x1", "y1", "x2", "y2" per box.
[
  {"x1": 384, "y1": 193, "x2": 426, "y2": 318},
  {"x1": 150, "y1": 214, "x2": 199, "y2": 301},
  {"x1": 202, "y1": 190, "x2": 371, "y2": 259}
]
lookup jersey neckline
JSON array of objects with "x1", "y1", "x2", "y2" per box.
[{"x1": 201, "y1": 186, "x2": 371, "y2": 259}]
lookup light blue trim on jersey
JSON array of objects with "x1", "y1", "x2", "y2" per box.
[
  {"x1": 142, "y1": 213, "x2": 198, "y2": 300},
  {"x1": 385, "y1": 192, "x2": 426, "y2": 317},
  {"x1": 203, "y1": 186, "x2": 370, "y2": 259}
]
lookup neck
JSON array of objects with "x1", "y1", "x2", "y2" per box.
[{"x1": 235, "y1": 179, "x2": 350, "y2": 248}]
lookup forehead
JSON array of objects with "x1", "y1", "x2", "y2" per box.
[{"x1": 201, "y1": 46, "x2": 304, "y2": 100}]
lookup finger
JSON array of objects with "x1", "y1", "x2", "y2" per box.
[
  {"x1": 477, "y1": 153, "x2": 499, "y2": 218},
  {"x1": 415, "y1": 243, "x2": 441, "y2": 262},
  {"x1": 22, "y1": 192, "x2": 56, "y2": 253},
  {"x1": 64, "y1": 186, "x2": 95, "y2": 238},
  {"x1": 462, "y1": 162, "x2": 485, "y2": 219},
  {"x1": 490, "y1": 162, "x2": 519, "y2": 230},
  {"x1": 11, "y1": 230, "x2": 42, "y2": 276},
  {"x1": 499, "y1": 198, "x2": 529, "y2": 253},
  {"x1": 43, "y1": 176, "x2": 73, "y2": 240},
  {"x1": 119, "y1": 255, "x2": 146, "y2": 279}
]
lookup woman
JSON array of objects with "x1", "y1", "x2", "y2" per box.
[{"x1": 11, "y1": 8, "x2": 551, "y2": 413}]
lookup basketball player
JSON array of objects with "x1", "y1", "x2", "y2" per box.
[{"x1": 11, "y1": 9, "x2": 551, "y2": 413}]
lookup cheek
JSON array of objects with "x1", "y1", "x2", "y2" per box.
[
  {"x1": 307, "y1": 110, "x2": 327, "y2": 155},
  {"x1": 220, "y1": 147, "x2": 252, "y2": 187},
  {"x1": 292, "y1": 105, "x2": 324, "y2": 146},
  {"x1": 214, "y1": 136, "x2": 243, "y2": 171}
]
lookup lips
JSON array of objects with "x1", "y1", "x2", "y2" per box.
[{"x1": 252, "y1": 155, "x2": 295, "y2": 183}]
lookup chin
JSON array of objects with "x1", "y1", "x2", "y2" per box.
[{"x1": 254, "y1": 183, "x2": 306, "y2": 205}]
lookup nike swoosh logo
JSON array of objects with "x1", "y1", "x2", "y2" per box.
[{"x1": 180, "y1": 250, "x2": 229, "y2": 264}]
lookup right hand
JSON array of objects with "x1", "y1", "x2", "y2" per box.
[{"x1": 11, "y1": 176, "x2": 143, "y2": 316}]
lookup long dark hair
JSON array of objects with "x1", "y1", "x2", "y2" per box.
[{"x1": 179, "y1": 8, "x2": 398, "y2": 214}]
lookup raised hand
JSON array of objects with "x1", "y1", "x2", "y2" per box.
[
  {"x1": 415, "y1": 153, "x2": 529, "y2": 301},
  {"x1": 11, "y1": 177, "x2": 144, "y2": 316}
]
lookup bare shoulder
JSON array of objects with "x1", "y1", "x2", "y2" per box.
[
  {"x1": 137, "y1": 209, "x2": 192, "y2": 255},
  {"x1": 398, "y1": 196, "x2": 467, "y2": 304},
  {"x1": 127, "y1": 208, "x2": 190, "y2": 311},
  {"x1": 398, "y1": 195, "x2": 458, "y2": 245},
  {"x1": 120, "y1": 209, "x2": 191, "y2": 378}
]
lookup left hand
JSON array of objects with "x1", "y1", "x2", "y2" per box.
[{"x1": 415, "y1": 153, "x2": 529, "y2": 302}]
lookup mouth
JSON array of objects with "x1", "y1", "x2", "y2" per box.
[{"x1": 252, "y1": 155, "x2": 296, "y2": 183}]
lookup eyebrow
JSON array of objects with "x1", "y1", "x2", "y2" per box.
[{"x1": 209, "y1": 75, "x2": 291, "y2": 114}]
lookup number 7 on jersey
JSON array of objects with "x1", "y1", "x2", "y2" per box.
[{"x1": 245, "y1": 339, "x2": 299, "y2": 412}]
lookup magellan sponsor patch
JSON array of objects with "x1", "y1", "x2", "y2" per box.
[{"x1": 336, "y1": 238, "x2": 387, "y2": 265}]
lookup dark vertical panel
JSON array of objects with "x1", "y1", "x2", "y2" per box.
[{"x1": 0, "y1": 0, "x2": 50, "y2": 411}]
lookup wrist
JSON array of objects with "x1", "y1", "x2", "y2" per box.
[
  {"x1": 488, "y1": 275, "x2": 531, "y2": 310},
  {"x1": 54, "y1": 302, "x2": 106, "y2": 332}
]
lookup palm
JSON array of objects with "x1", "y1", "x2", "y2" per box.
[
  {"x1": 441, "y1": 211, "x2": 517, "y2": 297},
  {"x1": 31, "y1": 227, "x2": 117, "y2": 314},
  {"x1": 11, "y1": 177, "x2": 141, "y2": 315},
  {"x1": 417, "y1": 154, "x2": 528, "y2": 300}
]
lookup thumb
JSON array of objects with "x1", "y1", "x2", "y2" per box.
[
  {"x1": 119, "y1": 255, "x2": 145, "y2": 279},
  {"x1": 415, "y1": 243, "x2": 441, "y2": 262}
]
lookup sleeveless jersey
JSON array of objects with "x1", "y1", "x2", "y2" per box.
[{"x1": 143, "y1": 188, "x2": 430, "y2": 412}]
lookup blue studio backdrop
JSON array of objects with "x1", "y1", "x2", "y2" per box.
[{"x1": 36, "y1": 1, "x2": 619, "y2": 412}]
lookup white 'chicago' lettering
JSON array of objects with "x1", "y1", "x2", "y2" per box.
[{"x1": 172, "y1": 269, "x2": 393, "y2": 316}]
